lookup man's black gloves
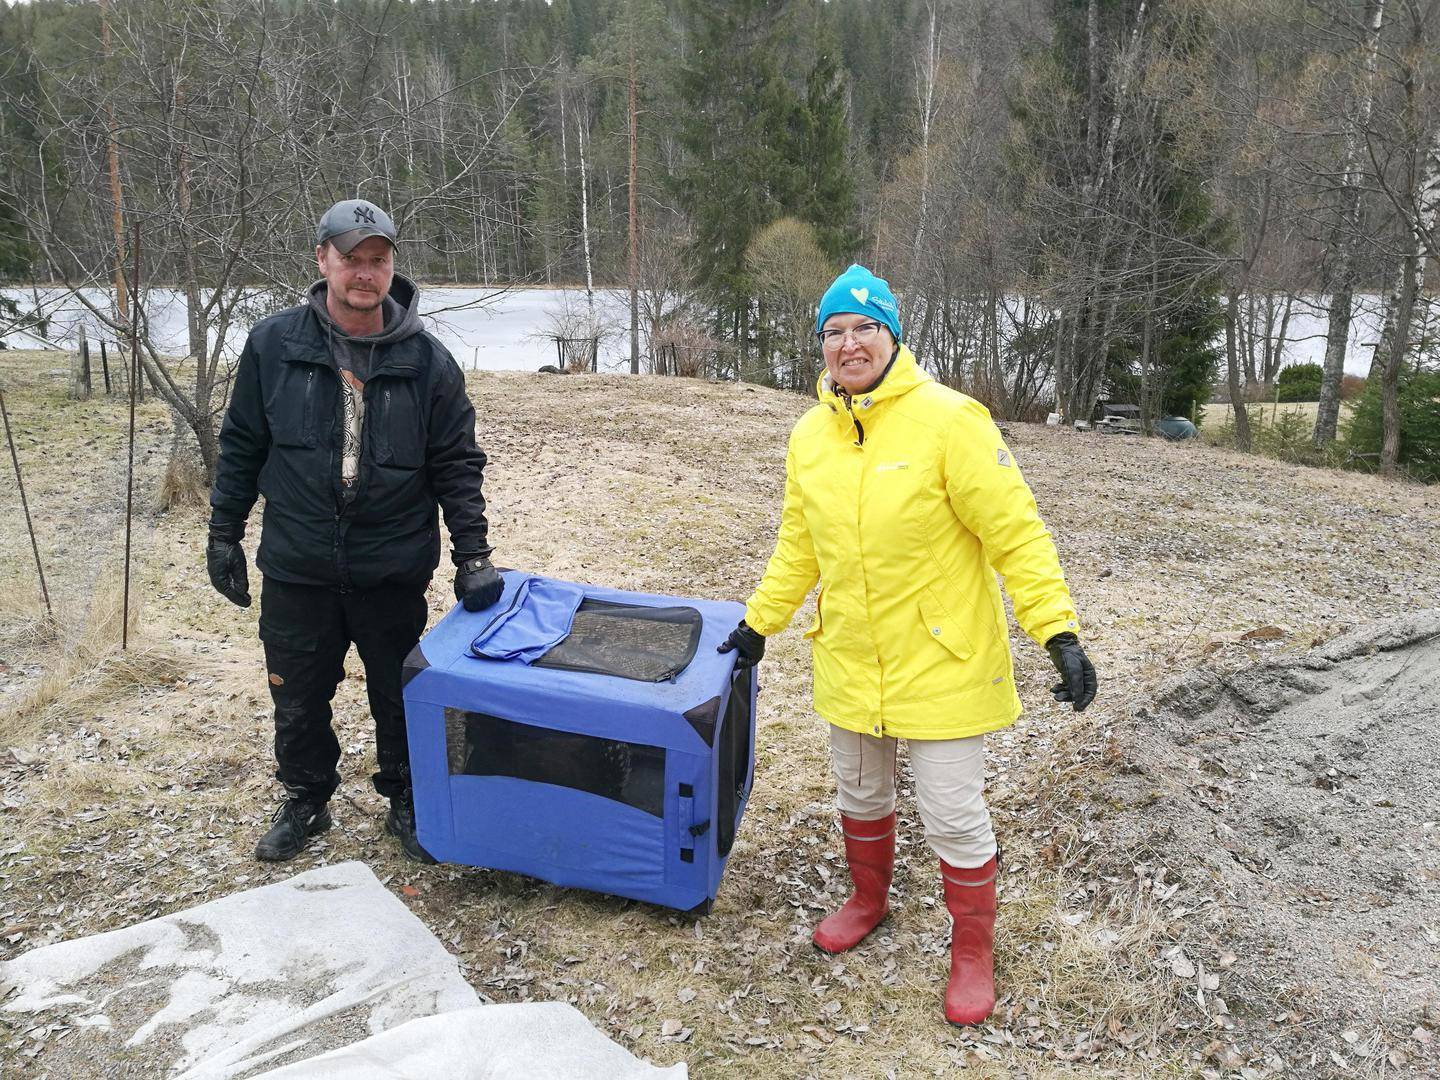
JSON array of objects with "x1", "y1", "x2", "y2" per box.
[
  {"x1": 717, "y1": 620, "x2": 766, "y2": 669},
  {"x1": 454, "y1": 555, "x2": 503, "y2": 612},
  {"x1": 1046, "y1": 632, "x2": 1097, "y2": 711},
  {"x1": 206, "y1": 535, "x2": 251, "y2": 608}
]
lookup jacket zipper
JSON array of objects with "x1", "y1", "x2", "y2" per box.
[
  {"x1": 332, "y1": 366, "x2": 353, "y2": 590},
  {"x1": 843, "y1": 396, "x2": 865, "y2": 446},
  {"x1": 841, "y1": 391, "x2": 882, "y2": 731},
  {"x1": 303, "y1": 368, "x2": 316, "y2": 444}
]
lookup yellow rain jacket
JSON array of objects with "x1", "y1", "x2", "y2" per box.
[{"x1": 744, "y1": 345, "x2": 1079, "y2": 740}]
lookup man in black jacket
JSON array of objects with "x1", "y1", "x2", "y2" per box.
[{"x1": 207, "y1": 198, "x2": 503, "y2": 863}]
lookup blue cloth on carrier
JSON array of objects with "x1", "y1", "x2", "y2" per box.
[{"x1": 468, "y1": 576, "x2": 586, "y2": 664}]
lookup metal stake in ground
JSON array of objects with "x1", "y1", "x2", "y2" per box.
[
  {"x1": 0, "y1": 383, "x2": 53, "y2": 619},
  {"x1": 123, "y1": 222, "x2": 141, "y2": 650}
]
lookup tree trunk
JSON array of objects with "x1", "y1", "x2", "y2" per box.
[
  {"x1": 1138, "y1": 261, "x2": 1158, "y2": 434},
  {"x1": 1085, "y1": 0, "x2": 1101, "y2": 171},
  {"x1": 1091, "y1": 0, "x2": 1149, "y2": 203},
  {"x1": 1316, "y1": 283, "x2": 1354, "y2": 444},
  {"x1": 1055, "y1": 306, "x2": 1077, "y2": 422},
  {"x1": 628, "y1": 46, "x2": 640, "y2": 375},
  {"x1": 914, "y1": 296, "x2": 939, "y2": 372},
  {"x1": 576, "y1": 103, "x2": 596, "y2": 321},
  {"x1": 903, "y1": 2, "x2": 940, "y2": 328},
  {"x1": 1241, "y1": 294, "x2": 1258, "y2": 386},
  {"x1": 1376, "y1": 249, "x2": 1418, "y2": 476},
  {"x1": 1315, "y1": 0, "x2": 1387, "y2": 446},
  {"x1": 1226, "y1": 291, "x2": 1252, "y2": 451},
  {"x1": 1375, "y1": 122, "x2": 1440, "y2": 475},
  {"x1": 1267, "y1": 293, "x2": 1295, "y2": 386},
  {"x1": 987, "y1": 288, "x2": 1004, "y2": 414},
  {"x1": 99, "y1": 0, "x2": 129, "y2": 328}
]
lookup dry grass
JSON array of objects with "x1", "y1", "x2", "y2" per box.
[
  {"x1": 0, "y1": 577, "x2": 182, "y2": 746},
  {"x1": 157, "y1": 448, "x2": 210, "y2": 511},
  {"x1": 1200, "y1": 400, "x2": 1357, "y2": 429},
  {"x1": 3, "y1": 350, "x2": 1439, "y2": 1077},
  {"x1": 0, "y1": 606, "x2": 61, "y2": 653}
]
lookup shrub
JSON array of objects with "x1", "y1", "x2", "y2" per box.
[
  {"x1": 1276, "y1": 362, "x2": 1323, "y2": 402},
  {"x1": 1254, "y1": 408, "x2": 1313, "y2": 462},
  {"x1": 1344, "y1": 367, "x2": 1440, "y2": 482},
  {"x1": 1340, "y1": 374, "x2": 1367, "y2": 400},
  {"x1": 651, "y1": 319, "x2": 724, "y2": 378},
  {"x1": 1204, "y1": 404, "x2": 1348, "y2": 469}
]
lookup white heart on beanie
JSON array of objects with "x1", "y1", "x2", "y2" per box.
[{"x1": 850, "y1": 287, "x2": 870, "y2": 305}]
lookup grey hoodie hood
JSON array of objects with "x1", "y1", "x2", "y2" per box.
[{"x1": 307, "y1": 272, "x2": 425, "y2": 348}]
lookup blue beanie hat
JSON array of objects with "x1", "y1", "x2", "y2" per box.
[{"x1": 816, "y1": 264, "x2": 902, "y2": 343}]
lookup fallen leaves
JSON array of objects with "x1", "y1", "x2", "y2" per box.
[
  {"x1": 1167, "y1": 947, "x2": 1197, "y2": 980},
  {"x1": 1240, "y1": 624, "x2": 1287, "y2": 642}
]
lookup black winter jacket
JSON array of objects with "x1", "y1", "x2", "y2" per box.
[{"x1": 209, "y1": 275, "x2": 491, "y2": 590}]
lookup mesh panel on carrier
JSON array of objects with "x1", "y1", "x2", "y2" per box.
[
  {"x1": 445, "y1": 707, "x2": 667, "y2": 817},
  {"x1": 532, "y1": 599, "x2": 702, "y2": 682}
]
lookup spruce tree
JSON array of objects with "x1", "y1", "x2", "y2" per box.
[
  {"x1": 800, "y1": 45, "x2": 859, "y2": 263},
  {"x1": 674, "y1": 0, "x2": 806, "y2": 342}
]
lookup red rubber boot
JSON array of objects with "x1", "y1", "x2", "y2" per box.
[
  {"x1": 941, "y1": 855, "x2": 998, "y2": 1026},
  {"x1": 812, "y1": 812, "x2": 896, "y2": 953}
]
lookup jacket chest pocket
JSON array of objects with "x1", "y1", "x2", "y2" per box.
[
  {"x1": 371, "y1": 381, "x2": 426, "y2": 468},
  {"x1": 267, "y1": 365, "x2": 320, "y2": 447}
]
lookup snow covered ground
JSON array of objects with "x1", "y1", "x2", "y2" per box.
[{"x1": 1, "y1": 285, "x2": 1384, "y2": 376}]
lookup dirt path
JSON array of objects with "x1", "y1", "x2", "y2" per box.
[{"x1": 2, "y1": 354, "x2": 1439, "y2": 1077}]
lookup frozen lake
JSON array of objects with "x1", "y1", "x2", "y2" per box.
[
  {"x1": 1, "y1": 285, "x2": 1382, "y2": 377},
  {"x1": 0, "y1": 285, "x2": 641, "y2": 373}
]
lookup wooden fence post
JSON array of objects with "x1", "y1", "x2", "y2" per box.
[{"x1": 73, "y1": 337, "x2": 93, "y2": 398}]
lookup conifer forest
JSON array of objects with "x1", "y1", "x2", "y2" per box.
[{"x1": 0, "y1": 0, "x2": 1436, "y2": 477}]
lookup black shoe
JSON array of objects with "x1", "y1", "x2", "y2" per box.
[
  {"x1": 255, "y1": 797, "x2": 332, "y2": 862},
  {"x1": 386, "y1": 794, "x2": 437, "y2": 864}
]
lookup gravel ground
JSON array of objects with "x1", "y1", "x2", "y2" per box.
[{"x1": 1095, "y1": 612, "x2": 1440, "y2": 1077}]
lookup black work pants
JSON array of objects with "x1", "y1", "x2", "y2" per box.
[{"x1": 259, "y1": 576, "x2": 428, "y2": 802}]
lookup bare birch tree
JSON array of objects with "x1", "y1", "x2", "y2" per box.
[{"x1": 1314, "y1": 0, "x2": 1387, "y2": 446}]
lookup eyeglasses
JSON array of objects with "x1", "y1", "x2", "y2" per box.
[{"x1": 816, "y1": 321, "x2": 885, "y2": 351}]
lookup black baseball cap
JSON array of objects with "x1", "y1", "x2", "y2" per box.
[{"x1": 316, "y1": 199, "x2": 397, "y2": 253}]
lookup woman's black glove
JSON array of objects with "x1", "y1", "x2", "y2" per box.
[
  {"x1": 206, "y1": 535, "x2": 251, "y2": 608},
  {"x1": 454, "y1": 555, "x2": 503, "y2": 612},
  {"x1": 1045, "y1": 632, "x2": 1096, "y2": 711},
  {"x1": 717, "y1": 620, "x2": 766, "y2": 669}
]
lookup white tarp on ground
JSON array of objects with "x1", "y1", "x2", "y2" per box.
[
  {"x1": 254, "y1": 1004, "x2": 686, "y2": 1080},
  {"x1": 0, "y1": 861, "x2": 685, "y2": 1079}
]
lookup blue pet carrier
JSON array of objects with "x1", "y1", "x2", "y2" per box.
[{"x1": 402, "y1": 572, "x2": 757, "y2": 913}]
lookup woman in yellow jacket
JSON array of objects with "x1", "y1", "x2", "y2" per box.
[{"x1": 719, "y1": 264, "x2": 1096, "y2": 1027}]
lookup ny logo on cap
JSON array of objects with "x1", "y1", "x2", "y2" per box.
[{"x1": 353, "y1": 205, "x2": 376, "y2": 225}]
